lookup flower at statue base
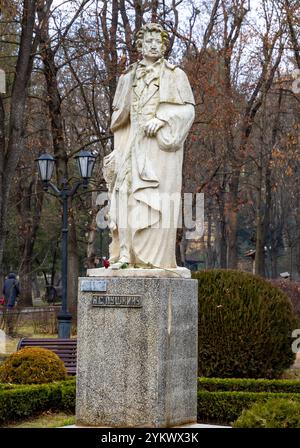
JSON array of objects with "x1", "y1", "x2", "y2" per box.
[{"x1": 102, "y1": 257, "x2": 110, "y2": 269}]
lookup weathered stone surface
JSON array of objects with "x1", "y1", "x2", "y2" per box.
[
  {"x1": 76, "y1": 277, "x2": 198, "y2": 428},
  {"x1": 86, "y1": 267, "x2": 191, "y2": 279}
]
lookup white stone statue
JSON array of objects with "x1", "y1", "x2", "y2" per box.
[{"x1": 103, "y1": 23, "x2": 195, "y2": 270}]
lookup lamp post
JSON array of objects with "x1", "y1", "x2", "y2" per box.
[{"x1": 36, "y1": 151, "x2": 96, "y2": 338}]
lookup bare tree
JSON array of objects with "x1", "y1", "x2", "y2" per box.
[{"x1": 0, "y1": 0, "x2": 50, "y2": 285}]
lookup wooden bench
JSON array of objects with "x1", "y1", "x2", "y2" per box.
[{"x1": 17, "y1": 338, "x2": 77, "y2": 375}]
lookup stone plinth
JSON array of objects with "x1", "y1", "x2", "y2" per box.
[
  {"x1": 86, "y1": 267, "x2": 191, "y2": 279},
  {"x1": 76, "y1": 276, "x2": 198, "y2": 428}
]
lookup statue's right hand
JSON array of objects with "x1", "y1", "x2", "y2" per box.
[{"x1": 143, "y1": 117, "x2": 165, "y2": 137}]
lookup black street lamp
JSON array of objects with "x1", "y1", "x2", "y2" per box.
[{"x1": 36, "y1": 151, "x2": 96, "y2": 338}]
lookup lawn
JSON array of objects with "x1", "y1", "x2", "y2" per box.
[{"x1": 5, "y1": 411, "x2": 75, "y2": 428}]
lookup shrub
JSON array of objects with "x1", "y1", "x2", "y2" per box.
[
  {"x1": 233, "y1": 398, "x2": 300, "y2": 428},
  {"x1": 197, "y1": 390, "x2": 300, "y2": 424},
  {"x1": 0, "y1": 347, "x2": 67, "y2": 384},
  {"x1": 192, "y1": 270, "x2": 298, "y2": 378},
  {"x1": 198, "y1": 377, "x2": 300, "y2": 393},
  {"x1": 0, "y1": 379, "x2": 75, "y2": 425},
  {"x1": 269, "y1": 279, "x2": 300, "y2": 318}
]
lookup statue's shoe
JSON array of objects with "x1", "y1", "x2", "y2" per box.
[{"x1": 110, "y1": 260, "x2": 129, "y2": 270}]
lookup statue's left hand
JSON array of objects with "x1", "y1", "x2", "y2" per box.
[{"x1": 144, "y1": 117, "x2": 165, "y2": 137}]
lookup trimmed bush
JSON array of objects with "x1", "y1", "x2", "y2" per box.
[
  {"x1": 0, "y1": 379, "x2": 75, "y2": 426},
  {"x1": 0, "y1": 347, "x2": 67, "y2": 384},
  {"x1": 198, "y1": 377, "x2": 300, "y2": 393},
  {"x1": 269, "y1": 279, "x2": 300, "y2": 318},
  {"x1": 197, "y1": 390, "x2": 300, "y2": 424},
  {"x1": 192, "y1": 269, "x2": 298, "y2": 378},
  {"x1": 233, "y1": 398, "x2": 300, "y2": 428}
]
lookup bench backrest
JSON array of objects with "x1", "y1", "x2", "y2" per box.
[{"x1": 17, "y1": 338, "x2": 77, "y2": 375}]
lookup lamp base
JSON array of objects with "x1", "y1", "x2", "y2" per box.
[{"x1": 57, "y1": 312, "x2": 72, "y2": 339}]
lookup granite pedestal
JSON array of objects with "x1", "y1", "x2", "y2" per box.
[{"x1": 76, "y1": 272, "x2": 198, "y2": 428}]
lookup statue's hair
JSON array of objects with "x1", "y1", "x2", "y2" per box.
[{"x1": 135, "y1": 23, "x2": 169, "y2": 54}]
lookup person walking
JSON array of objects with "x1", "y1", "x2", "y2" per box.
[
  {"x1": 2, "y1": 272, "x2": 20, "y2": 308},
  {"x1": 2, "y1": 272, "x2": 20, "y2": 336}
]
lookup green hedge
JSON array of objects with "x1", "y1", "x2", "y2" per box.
[
  {"x1": 198, "y1": 377, "x2": 300, "y2": 394},
  {"x1": 4, "y1": 375, "x2": 300, "y2": 426},
  {"x1": 0, "y1": 384, "x2": 16, "y2": 391},
  {"x1": 0, "y1": 378, "x2": 75, "y2": 426},
  {"x1": 233, "y1": 398, "x2": 300, "y2": 428},
  {"x1": 60, "y1": 381, "x2": 76, "y2": 412},
  {"x1": 197, "y1": 390, "x2": 300, "y2": 424}
]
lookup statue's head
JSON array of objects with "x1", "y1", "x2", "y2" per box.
[{"x1": 135, "y1": 23, "x2": 169, "y2": 61}]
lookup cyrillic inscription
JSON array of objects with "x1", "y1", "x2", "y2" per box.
[{"x1": 91, "y1": 295, "x2": 142, "y2": 308}]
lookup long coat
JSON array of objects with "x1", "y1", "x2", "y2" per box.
[
  {"x1": 107, "y1": 59, "x2": 195, "y2": 268},
  {"x1": 3, "y1": 273, "x2": 20, "y2": 307}
]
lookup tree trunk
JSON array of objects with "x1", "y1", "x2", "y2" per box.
[
  {"x1": 226, "y1": 171, "x2": 240, "y2": 269},
  {"x1": 18, "y1": 180, "x2": 44, "y2": 307},
  {"x1": 295, "y1": 196, "x2": 300, "y2": 277},
  {"x1": 0, "y1": 95, "x2": 4, "y2": 288},
  {"x1": 86, "y1": 192, "x2": 101, "y2": 269},
  {"x1": 217, "y1": 186, "x2": 227, "y2": 268},
  {"x1": 255, "y1": 165, "x2": 266, "y2": 277},
  {"x1": 270, "y1": 248, "x2": 278, "y2": 278},
  {"x1": 19, "y1": 257, "x2": 33, "y2": 306},
  {"x1": 39, "y1": 11, "x2": 80, "y2": 311},
  {"x1": 206, "y1": 210, "x2": 215, "y2": 268},
  {"x1": 0, "y1": 0, "x2": 37, "y2": 278}
]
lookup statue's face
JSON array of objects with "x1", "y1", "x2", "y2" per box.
[{"x1": 142, "y1": 31, "x2": 164, "y2": 61}]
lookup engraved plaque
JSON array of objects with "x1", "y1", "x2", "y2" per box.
[
  {"x1": 91, "y1": 295, "x2": 142, "y2": 308},
  {"x1": 81, "y1": 280, "x2": 107, "y2": 292}
]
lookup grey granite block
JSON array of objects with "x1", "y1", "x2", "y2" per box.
[{"x1": 76, "y1": 277, "x2": 198, "y2": 428}]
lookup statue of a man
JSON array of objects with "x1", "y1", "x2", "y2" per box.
[{"x1": 103, "y1": 23, "x2": 195, "y2": 269}]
